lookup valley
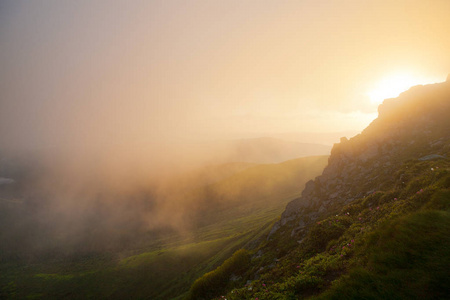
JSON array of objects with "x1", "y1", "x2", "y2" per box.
[{"x1": 0, "y1": 154, "x2": 328, "y2": 299}]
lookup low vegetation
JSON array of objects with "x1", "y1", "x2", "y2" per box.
[
  {"x1": 0, "y1": 156, "x2": 328, "y2": 299},
  {"x1": 200, "y1": 157, "x2": 450, "y2": 299},
  {"x1": 188, "y1": 249, "x2": 251, "y2": 300}
]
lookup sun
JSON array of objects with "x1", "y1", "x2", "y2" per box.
[{"x1": 367, "y1": 73, "x2": 440, "y2": 106}]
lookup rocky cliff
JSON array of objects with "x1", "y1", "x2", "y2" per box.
[
  {"x1": 270, "y1": 78, "x2": 450, "y2": 239},
  {"x1": 187, "y1": 78, "x2": 450, "y2": 300}
]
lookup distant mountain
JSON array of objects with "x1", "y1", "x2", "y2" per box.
[
  {"x1": 272, "y1": 131, "x2": 360, "y2": 146},
  {"x1": 173, "y1": 162, "x2": 258, "y2": 187},
  {"x1": 222, "y1": 137, "x2": 331, "y2": 164},
  {"x1": 186, "y1": 155, "x2": 329, "y2": 228},
  {"x1": 188, "y1": 79, "x2": 450, "y2": 299}
]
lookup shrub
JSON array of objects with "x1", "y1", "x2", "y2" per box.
[
  {"x1": 301, "y1": 216, "x2": 352, "y2": 255},
  {"x1": 423, "y1": 189, "x2": 450, "y2": 211},
  {"x1": 282, "y1": 274, "x2": 323, "y2": 295},
  {"x1": 187, "y1": 249, "x2": 250, "y2": 300},
  {"x1": 317, "y1": 210, "x2": 450, "y2": 299}
]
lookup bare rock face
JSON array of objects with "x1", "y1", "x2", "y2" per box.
[{"x1": 268, "y1": 80, "x2": 450, "y2": 239}]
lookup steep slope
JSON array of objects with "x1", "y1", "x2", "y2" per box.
[
  {"x1": 276, "y1": 79, "x2": 450, "y2": 237},
  {"x1": 188, "y1": 79, "x2": 450, "y2": 300}
]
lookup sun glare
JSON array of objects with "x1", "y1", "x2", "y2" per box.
[{"x1": 367, "y1": 73, "x2": 440, "y2": 105}]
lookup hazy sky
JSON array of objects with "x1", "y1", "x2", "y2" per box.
[{"x1": 1, "y1": 0, "x2": 450, "y2": 163}]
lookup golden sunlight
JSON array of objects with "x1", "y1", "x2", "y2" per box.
[{"x1": 367, "y1": 73, "x2": 440, "y2": 105}]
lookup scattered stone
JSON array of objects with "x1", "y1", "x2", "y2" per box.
[
  {"x1": 230, "y1": 274, "x2": 242, "y2": 281},
  {"x1": 418, "y1": 154, "x2": 446, "y2": 161}
]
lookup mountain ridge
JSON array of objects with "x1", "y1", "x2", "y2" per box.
[
  {"x1": 187, "y1": 79, "x2": 450, "y2": 300},
  {"x1": 274, "y1": 80, "x2": 450, "y2": 236}
]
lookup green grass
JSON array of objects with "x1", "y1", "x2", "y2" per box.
[
  {"x1": 211, "y1": 157, "x2": 450, "y2": 300},
  {"x1": 0, "y1": 212, "x2": 275, "y2": 299},
  {"x1": 0, "y1": 190, "x2": 299, "y2": 300},
  {"x1": 0, "y1": 155, "x2": 328, "y2": 299},
  {"x1": 187, "y1": 249, "x2": 251, "y2": 300},
  {"x1": 318, "y1": 210, "x2": 450, "y2": 300}
]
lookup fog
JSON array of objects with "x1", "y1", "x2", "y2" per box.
[
  {"x1": 1, "y1": 0, "x2": 450, "y2": 260},
  {"x1": 2, "y1": 1, "x2": 450, "y2": 162}
]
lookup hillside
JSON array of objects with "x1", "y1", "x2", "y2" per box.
[
  {"x1": 188, "y1": 79, "x2": 450, "y2": 299},
  {"x1": 186, "y1": 156, "x2": 329, "y2": 228},
  {"x1": 0, "y1": 155, "x2": 328, "y2": 299}
]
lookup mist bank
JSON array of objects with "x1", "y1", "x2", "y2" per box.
[
  {"x1": 1, "y1": 135, "x2": 332, "y2": 190},
  {"x1": 0, "y1": 138, "x2": 330, "y2": 261}
]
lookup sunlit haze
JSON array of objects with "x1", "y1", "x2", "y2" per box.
[
  {"x1": 367, "y1": 72, "x2": 443, "y2": 105},
  {"x1": 1, "y1": 3, "x2": 450, "y2": 296},
  {"x1": 1, "y1": 0, "x2": 450, "y2": 174}
]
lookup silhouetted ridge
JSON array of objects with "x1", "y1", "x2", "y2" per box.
[{"x1": 273, "y1": 80, "x2": 449, "y2": 235}]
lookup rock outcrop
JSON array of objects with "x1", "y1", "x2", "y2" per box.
[{"x1": 269, "y1": 79, "x2": 450, "y2": 239}]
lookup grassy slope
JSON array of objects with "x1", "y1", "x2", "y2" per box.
[
  {"x1": 186, "y1": 155, "x2": 330, "y2": 227},
  {"x1": 203, "y1": 158, "x2": 449, "y2": 300},
  {"x1": 0, "y1": 155, "x2": 328, "y2": 299},
  {"x1": 190, "y1": 80, "x2": 450, "y2": 300}
]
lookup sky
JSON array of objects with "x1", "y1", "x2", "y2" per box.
[{"x1": 1, "y1": 0, "x2": 450, "y2": 170}]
